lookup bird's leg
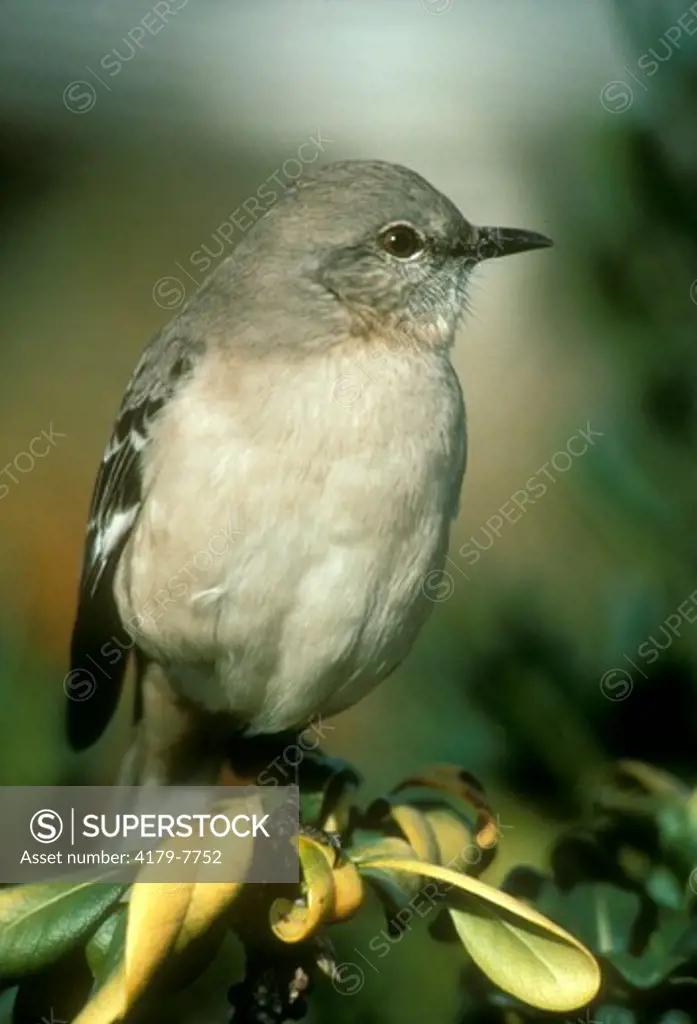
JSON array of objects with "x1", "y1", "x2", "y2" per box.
[
  {"x1": 119, "y1": 662, "x2": 223, "y2": 785},
  {"x1": 118, "y1": 679, "x2": 345, "y2": 860}
]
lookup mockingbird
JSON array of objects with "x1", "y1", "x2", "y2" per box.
[{"x1": 66, "y1": 159, "x2": 551, "y2": 784}]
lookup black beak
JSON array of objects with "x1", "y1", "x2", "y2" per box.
[{"x1": 471, "y1": 225, "x2": 553, "y2": 262}]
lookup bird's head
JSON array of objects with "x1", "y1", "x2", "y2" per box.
[
  {"x1": 222, "y1": 159, "x2": 552, "y2": 353},
  {"x1": 258, "y1": 160, "x2": 552, "y2": 349}
]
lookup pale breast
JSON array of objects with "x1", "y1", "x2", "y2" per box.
[{"x1": 116, "y1": 341, "x2": 466, "y2": 733}]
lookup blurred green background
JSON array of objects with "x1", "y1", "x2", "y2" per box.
[{"x1": 1, "y1": 0, "x2": 697, "y2": 1020}]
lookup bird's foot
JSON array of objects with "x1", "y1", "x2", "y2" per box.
[{"x1": 298, "y1": 823, "x2": 344, "y2": 864}]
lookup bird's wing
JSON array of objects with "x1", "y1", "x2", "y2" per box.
[{"x1": 67, "y1": 333, "x2": 197, "y2": 750}]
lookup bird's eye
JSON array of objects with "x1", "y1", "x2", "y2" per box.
[{"x1": 378, "y1": 222, "x2": 426, "y2": 260}]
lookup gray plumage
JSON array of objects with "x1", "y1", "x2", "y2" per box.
[{"x1": 67, "y1": 159, "x2": 551, "y2": 782}]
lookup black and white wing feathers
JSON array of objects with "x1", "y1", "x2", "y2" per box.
[{"x1": 67, "y1": 334, "x2": 196, "y2": 750}]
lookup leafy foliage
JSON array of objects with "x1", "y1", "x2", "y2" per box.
[
  {"x1": 0, "y1": 753, "x2": 601, "y2": 1023},
  {"x1": 459, "y1": 761, "x2": 697, "y2": 1024}
]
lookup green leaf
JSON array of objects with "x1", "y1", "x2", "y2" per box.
[
  {"x1": 349, "y1": 831, "x2": 418, "y2": 864},
  {"x1": 536, "y1": 882, "x2": 640, "y2": 956},
  {"x1": 0, "y1": 882, "x2": 126, "y2": 979},
  {"x1": 655, "y1": 994, "x2": 697, "y2": 1024},
  {"x1": 0, "y1": 988, "x2": 15, "y2": 1024},
  {"x1": 85, "y1": 907, "x2": 126, "y2": 989},
  {"x1": 448, "y1": 900, "x2": 600, "y2": 1012},
  {"x1": 646, "y1": 866, "x2": 684, "y2": 910},
  {"x1": 673, "y1": 916, "x2": 697, "y2": 957},
  {"x1": 594, "y1": 1004, "x2": 635, "y2": 1024},
  {"x1": 359, "y1": 856, "x2": 601, "y2": 1012},
  {"x1": 609, "y1": 909, "x2": 689, "y2": 987},
  {"x1": 657, "y1": 803, "x2": 697, "y2": 871},
  {"x1": 351, "y1": 833, "x2": 423, "y2": 900},
  {"x1": 350, "y1": 832, "x2": 425, "y2": 927}
]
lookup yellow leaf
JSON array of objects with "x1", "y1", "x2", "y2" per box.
[
  {"x1": 298, "y1": 832, "x2": 363, "y2": 920},
  {"x1": 358, "y1": 857, "x2": 601, "y2": 1012},
  {"x1": 125, "y1": 880, "x2": 194, "y2": 1002},
  {"x1": 422, "y1": 807, "x2": 476, "y2": 867},
  {"x1": 390, "y1": 765, "x2": 499, "y2": 854},
  {"x1": 73, "y1": 962, "x2": 126, "y2": 1024},
  {"x1": 74, "y1": 789, "x2": 257, "y2": 1024},
  {"x1": 74, "y1": 880, "x2": 244, "y2": 1024},
  {"x1": 321, "y1": 782, "x2": 359, "y2": 835},
  {"x1": 173, "y1": 881, "x2": 244, "y2": 951},
  {"x1": 350, "y1": 834, "x2": 418, "y2": 866},
  {"x1": 392, "y1": 765, "x2": 491, "y2": 818},
  {"x1": 613, "y1": 760, "x2": 688, "y2": 799},
  {"x1": 270, "y1": 835, "x2": 334, "y2": 943},
  {"x1": 389, "y1": 805, "x2": 440, "y2": 862},
  {"x1": 330, "y1": 859, "x2": 364, "y2": 921},
  {"x1": 351, "y1": 835, "x2": 424, "y2": 900},
  {"x1": 122, "y1": 790, "x2": 260, "y2": 1000}
]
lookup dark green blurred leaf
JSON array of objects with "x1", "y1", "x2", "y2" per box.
[
  {"x1": 656, "y1": 803, "x2": 697, "y2": 872},
  {"x1": 608, "y1": 909, "x2": 689, "y2": 988},
  {"x1": 85, "y1": 905, "x2": 126, "y2": 989},
  {"x1": 0, "y1": 882, "x2": 126, "y2": 979},
  {"x1": 646, "y1": 866, "x2": 684, "y2": 911},
  {"x1": 671, "y1": 916, "x2": 697, "y2": 958},
  {"x1": 500, "y1": 866, "x2": 548, "y2": 903},
  {"x1": 594, "y1": 1004, "x2": 635, "y2": 1024},
  {"x1": 296, "y1": 751, "x2": 361, "y2": 829},
  {"x1": 0, "y1": 989, "x2": 15, "y2": 1024},
  {"x1": 538, "y1": 882, "x2": 641, "y2": 956},
  {"x1": 656, "y1": 1013, "x2": 693, "y2": 1024},
  {"x1": 11, "y1": 948, "x2": 92, "y2": 1024}
]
